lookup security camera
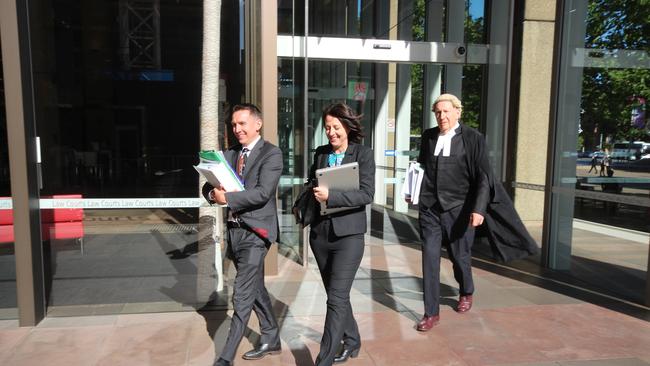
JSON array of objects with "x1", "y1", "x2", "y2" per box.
[{"x1": 455, "y1": 45, "x2": 466, "y2": 56}]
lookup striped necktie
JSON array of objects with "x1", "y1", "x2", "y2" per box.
[{"x1": 237, "y1": 147, "x2": 249, "y2": 177}]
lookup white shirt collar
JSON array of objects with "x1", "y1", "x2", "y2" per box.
[
  {"x1": 242, "y1": 135, "x2": 261, "y2": 153},
  {"x1": 434, "y1": 123, "x2": 460, "y2": 157}
]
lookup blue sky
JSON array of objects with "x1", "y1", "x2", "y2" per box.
[{"x1": 469, "y1": 0, "x2": 485, "y2": 19}]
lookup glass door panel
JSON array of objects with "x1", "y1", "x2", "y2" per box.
[
  {"x1": 549, "y1": 0, "x2": 650, "y2": 304},
  {"x1": 29, "y1": 0, "x2": 232, "y2": 315},
  {"x1": 0, "y1": 50, "x2": 18, "y2": 319}
]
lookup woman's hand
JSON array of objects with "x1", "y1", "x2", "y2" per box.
[{"x1": 313, "y1": 186, "x2": 329, "y2": 203}]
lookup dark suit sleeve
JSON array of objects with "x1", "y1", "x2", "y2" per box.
[
  {"x1": 202, "y1": 182, "x2": 215, "y2": 204},
  {"x1": 472, "y1": 133, "x2": 490, "y2": 215},
  {"x1": 308, "y1": 147, "x2": 322, "y2": 181},
  {"x1": 327, "y1": 146, "x2": 375, "y2": 208},
  {"x1": 418, "y1": 129, "x2": 429, "y2": 165},
  {"x1": 225, "y1": 147, "x2": 283, "y2": 213}
]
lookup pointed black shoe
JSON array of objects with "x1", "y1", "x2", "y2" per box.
[
  {"x1": 333, "y1": 346, "x2": 360, "y2": 363},
  {"x1": 242, "y1": 343, "x2": 282, "y2": 360},
  {"x1": 212, "y1": 357, "x2": 232, "y2": 366}
]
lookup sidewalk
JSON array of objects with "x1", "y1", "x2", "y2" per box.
[{"x1": 1, "y1": 233, "x2": 649, "y2": 366}]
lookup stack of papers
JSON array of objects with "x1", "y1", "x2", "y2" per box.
[
  {"x1": 401, "y1": 161, "x2": 424, "y2": 205},
  {"x1": 194, "y1": 150, "x2": 245, "y2": 192}
]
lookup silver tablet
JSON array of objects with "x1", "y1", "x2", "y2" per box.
[{"x1": 315, "y1": 162, "x2": 360, "y2": 215}]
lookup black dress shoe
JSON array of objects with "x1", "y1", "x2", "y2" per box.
[
  {"x1": 212, "y1": 357, "x2": 232, "y2": 366},
  {"x1": 333, "y1": 346, "x2": 360, "y2": 364},
  {"x1": 242, "y1": 343, "x2": 282, "y2": 360}
]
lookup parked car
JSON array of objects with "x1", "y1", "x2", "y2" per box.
[
  {"x1": 611, "y1": 141, "x2": 648, "y2": 161},
  {"x1": 589, "y1": 151, "x2": 605, "y2": 159}
]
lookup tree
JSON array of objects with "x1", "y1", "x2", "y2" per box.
[
  {"x1": 198, "y1": 0, "x2": 223, "y2": 293},
  {"x1": 580, "y1": 0, "x2": 650, "y2": 149},
  {"x1": 461, "y1": 2, "x2": 484, "y2": 129},
  {"x1": 409, "y1": 0, "x2": 485, "y2": 133}
]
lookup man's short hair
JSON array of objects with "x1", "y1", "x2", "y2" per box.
[
  {"x1": 433, "y1": 93, "x2": 463, "y2": 113},
  {"x1": 232, "y1": 103, "x2": 263, "y2": 120}
]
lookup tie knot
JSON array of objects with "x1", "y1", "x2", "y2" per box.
[{"x1": 241, "y1": 147, "x2": 249, "y2": 154}]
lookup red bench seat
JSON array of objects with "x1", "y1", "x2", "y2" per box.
[{"x1": 0, "y1": 195, "x2": 84, "y2": 245}]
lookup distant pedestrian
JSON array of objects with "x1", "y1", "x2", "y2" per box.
[
  {"x1": 600, "y1": 152, "x2": 611, "y2": 177},
  {"x1": 588, "y1": 155, "x2": 599, "y2": 174}
]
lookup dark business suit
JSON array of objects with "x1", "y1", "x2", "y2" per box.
[
  {"x1": 202, "y1": 139, "x2": 282, "y2": 362},
  {"x1": 417, "y1": 124, "x2": 489, "y2": 317},
  {"x1": 308, "y1": 143, "x2": 375, "y2": 366}
]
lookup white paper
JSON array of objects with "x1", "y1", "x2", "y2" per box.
[
  {"x1": 401, "y1": 161, "x2": 424, "y2": 204},
  {"x1": 194, "y1": 154, "x2": 244, "y2": 192}
]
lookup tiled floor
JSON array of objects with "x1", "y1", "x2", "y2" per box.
[{"x1": 1, "y1": 232, "x2": 650, "y2": 366}]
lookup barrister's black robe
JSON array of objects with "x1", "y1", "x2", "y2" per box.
[{"x1": 458, "y1": 124, "x2": 539, "y2": 262}]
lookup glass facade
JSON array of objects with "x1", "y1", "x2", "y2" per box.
[
  {"x1": 2, "y1": 0, "x2": 649, "y2": 322},
  {"x1": 549, "y1": 0, "x2": 649, "y2": 303},
  {"x1": 25, "y1": 0, "x2": 240, "y2": 315},
  {"x1": 0, "y1": 46, "x2": 18, "y2": 319},
  {"x1": 273, "y1": 1, "x2": 511, "y2": 283}
]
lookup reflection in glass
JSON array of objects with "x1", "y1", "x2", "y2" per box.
[
  {"x1": 27, "y1": 0, "x2": 240, "y2": 315},
  {"x1": 277, "y1": 57, "x2": 306, "y2": 261},
  {"x1": 280, "y1": 1, "x2": 487, "y2": 43},
  {"x1": 550, "y1": 0, "x2": 649, "y2": 304}
]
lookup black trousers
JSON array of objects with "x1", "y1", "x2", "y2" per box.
[
  {"x1": 219, "y1": 227, "x2": 280, "y2": 362},
  {"x1": 419, "y1": 204, "x2": 475, "y2": 317},
  {"x1": 310, "y1": 218, "x2": 364, "y2": 366}
]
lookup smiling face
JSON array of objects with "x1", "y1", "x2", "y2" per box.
[
  {"x1": 324, "y1": 115, "x2": 350, "y2": 152},
  {"x1": 433, "y1": 100, "x2": 461, "y2": 134},
  {"x1": 231, "y1": 109, "x2": 262, "y2": 146}
]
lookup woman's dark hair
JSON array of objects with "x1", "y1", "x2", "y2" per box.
[{"x1": 321, "y1": 103, "x2": 365, "y2": 144}]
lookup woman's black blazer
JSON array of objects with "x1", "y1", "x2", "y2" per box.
[{"x1": 309, "y1": 143, "x2": 375, "y2": 237}]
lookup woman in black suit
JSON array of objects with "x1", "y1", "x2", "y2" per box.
[{"x1": 309, "y1": 103, "x2": 375, "y2": 365}]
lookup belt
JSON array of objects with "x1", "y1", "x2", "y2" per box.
[{"x1": 227, "y1": 220, "x2": 245, "y2": 229}]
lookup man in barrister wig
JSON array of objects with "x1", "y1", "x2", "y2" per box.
[{"x1": 412, "y1": 94, "x2": 537, "y2": 332}]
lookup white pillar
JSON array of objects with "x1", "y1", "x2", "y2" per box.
[
  {"x1": 374, "y1": 64, "x2": 389, "y2": 205},
  {"x1": 393, "y1": 0, "x2": 414, "y2": 213}
]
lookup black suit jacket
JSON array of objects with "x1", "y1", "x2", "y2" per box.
[
  {"x1": 418, "y1": 124, "x2": 538, "y2": 262},
  {"x1": 309, "y1": 143, "x2": 375, "y2": 237},
  {"x1": 418, "y1": 124, "x2": 490, "y2": 215},
  {"x1": 202, "y1": 139, "x2": 283, "y2": 243}
]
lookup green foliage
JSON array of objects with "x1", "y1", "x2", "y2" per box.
[
  {"x1": 462, "y1": 65, "x2": 482, "y2": 129},
  {"x1": 411, "y1": 64, "x2": 424, "y2": 136},
  {"x1": 462, "y1": 1, "x2": 484, "y2": 129},
  {"x1": 410, "y1": 0, "x2": 426, "y2": 136},
  {"x1": 410, "y1": 0, "x2": 485, "y2": 134},
  {"x1": 580, "y1": 0, "x2": 650, "y2": 149}
]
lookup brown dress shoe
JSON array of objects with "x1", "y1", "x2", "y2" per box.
[
  {"x1": 416, "y1": 314, "x2": 440, "y2": 331},
  {"x1": 456, "y1": 295, "x2": 473, "y2": 313}
]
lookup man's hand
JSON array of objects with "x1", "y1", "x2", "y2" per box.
[
  {"x1": 211, "y1": 186, "x2": 228, "y2": 205},
  {"x1": 469, "y1": 212, "x2": 484, "y2": 227},
  {"x1": 312, "y1": 186, "x2": 329, "y2": 203}
]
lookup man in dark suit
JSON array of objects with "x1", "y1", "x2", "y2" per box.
[
  {"x1": 412, "y1": 94, "x2": 490, "y2": 332},
  {"x1": 203, "y1": 104, "x2": 283, "y2": 366}
]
